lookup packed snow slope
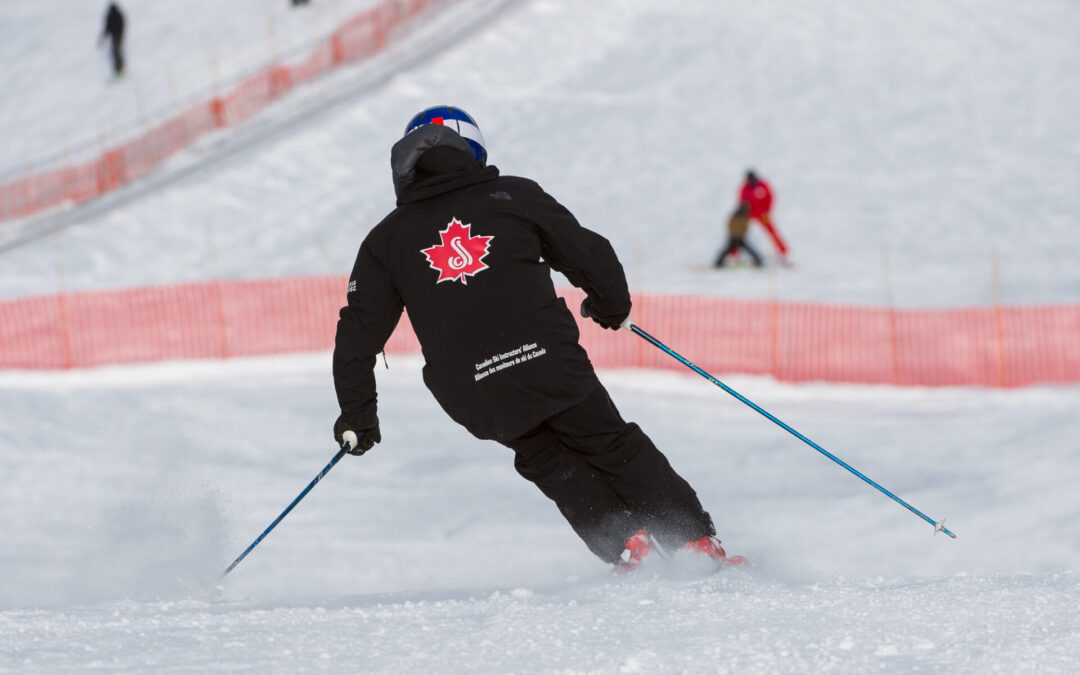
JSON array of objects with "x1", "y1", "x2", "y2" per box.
[
  {"x1": 1, "y1": 0, "x2": 1078, "y2": 306},
  {"x1": 1, "y1": 0, "x2": 1079, "y2": 673},
  {"x1": 1, "y1": 356, "x2": 1078, "y2": 671}
]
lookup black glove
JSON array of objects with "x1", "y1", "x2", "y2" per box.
[
  {"x1": 580, "y1": 298, "x2": 629, "y2": 330},
  {"x1": 333, "y1": 414, "x2": 381, "y2": 456}
]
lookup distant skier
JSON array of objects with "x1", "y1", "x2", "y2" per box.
[
  {"x1": 713, "y1": 201, "x2": 763, "y2": 268},
  {"x1": 98, "y1": 3, "x2": 126, "y2": 78},
  {"x1": 332, "y1": 105, "x2": 741, "y2": 572},
  {"x1": 739, "y1": 170, "x2": 788, "y2": 263}
]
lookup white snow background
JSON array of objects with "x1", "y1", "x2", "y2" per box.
[{"x1": 1, "y1": 0, "x2": 1079, "y2": 672}]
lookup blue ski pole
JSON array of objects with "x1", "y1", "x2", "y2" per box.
[
  {"x1": 222, "y1": 435, "x2": 360, "y2": 577},
  {"x1": 623, "y1": 319, "x2": 956, "y2": 539}
]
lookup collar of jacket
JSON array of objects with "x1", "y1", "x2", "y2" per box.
[
  {"x1": 396, "y1": 164, "x2": 500, "y2": 205},
  {"x1": 391, "y1": 125, "x2": 500, "y2": 205}
]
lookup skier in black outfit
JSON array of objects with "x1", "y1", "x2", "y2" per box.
[
  {"x1": 332, "y1": 106, "x2": 739, "y2": 571},
  {"x1": 713, "y1": 201, "x2": 763, "y2": 268},
  {"x1": 99, "y1": 3, "x2": 126, "y2": 77}
]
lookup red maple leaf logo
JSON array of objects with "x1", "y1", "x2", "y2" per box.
[{"x1": 420, "y1": 218, "x2": 493, "y2": 284}]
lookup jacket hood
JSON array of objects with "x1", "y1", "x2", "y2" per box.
[{"x1": 391, "y1": 125, "x2": 498, "y2": 200}]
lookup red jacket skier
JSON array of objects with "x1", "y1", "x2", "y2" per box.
[
  {"x1": 331, "y1": 106, "x2": 742, "y2": 572},
  {"x1": 738, "y1": 170, "x2": 788, "y2": 260}
]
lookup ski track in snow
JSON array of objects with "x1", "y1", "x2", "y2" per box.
[{"x1": 1, "y1": 0, "x2": 1079, "y2": 672}]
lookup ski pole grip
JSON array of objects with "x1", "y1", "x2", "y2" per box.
[{"x1": 342, "y1": 430, "x2": 358, "y2": 451}]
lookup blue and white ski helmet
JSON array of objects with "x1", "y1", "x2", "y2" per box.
[{"x1": 404, "y1": 105, "x2": 487, "y2": 165}]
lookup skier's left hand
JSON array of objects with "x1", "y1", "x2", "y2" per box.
[{"x1": 580, "y1": 298, "x2": 629, "y2": 330}]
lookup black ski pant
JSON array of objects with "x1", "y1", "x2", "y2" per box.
[
  {"x1": 109, "y1": 37, "x2": 125, "y2": 75},
  {"x1": 714, "y1": 236, "x2": 763, "y2": 267},
  {"x1": 502, "y1": 384, "x2": 715, "y2": 563}
]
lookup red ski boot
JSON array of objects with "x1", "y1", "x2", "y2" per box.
[
  {"x1": 611, "y1": 529, "x2": 652, "y2": 574},
  {"x1": 684, "y1": 535, "x2": 746, "y2": 567}
]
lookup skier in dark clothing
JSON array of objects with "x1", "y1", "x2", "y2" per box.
[
  {"x1": 713, "y1": 201, "x2": 763, "y2": 268},
  {"x1": 332, "y1": 105, "x2": 741, "y2": 571},
  {"x1": 99, "y1": 3, "x2": 125, "y2": 77}
]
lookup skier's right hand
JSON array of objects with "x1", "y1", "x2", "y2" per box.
[{"x1": 333, "y1": 414, "x2": 381, "y2": 456}]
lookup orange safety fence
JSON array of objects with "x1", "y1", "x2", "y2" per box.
[
  {"x1": 2, "y1": 276, "x2": 1079, "y2": 388},
  {"x1": 0, "y1": 0, "x2": 450, "y2": 224}
]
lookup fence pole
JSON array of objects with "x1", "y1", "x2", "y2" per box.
[
  {"x1": 61, "y1": 131, "x2": 73, "y2": 207},
  {"x1": 135, "y1": 84, "x2": 154, "y2": 167},
  {"x1": 990, "y1": 247, "x2": 1008, "y2": 387},
  {"x1": 881, "y1": 244, "x2": 900, "y2": 385},
  {"x1": 768, "y1": 262, "x2": 780, "y2": 380},
  {"x1": 21, "y1": 142, "x2": 32, "y2": 214},
  {"x1": 206, "y1": 218, "x2": 228, "y2": 358},
  {"x1": 52, "y1": 226, "x2": 73, "y2": 369},
  {"x1": 94, "y1": 120, "x2": 106, "y2": 198},
  {"x1": 208, "y1": 51, "x2": 226, "y2": 128}
]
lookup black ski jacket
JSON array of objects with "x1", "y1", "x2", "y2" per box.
[
  {"x1": 333, "y1": 126, "x2": 631, "y2": 442},
  {"x1": 103, "y1": 5, "x2": 125, "y2": 41}
]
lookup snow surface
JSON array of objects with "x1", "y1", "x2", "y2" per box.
[
  {"x1": 2, "y1": 355, "x2": 1079, "y2": 672},
  {"x1": 1, "y1": 0, "x2": 1079, "y2": 672}
]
